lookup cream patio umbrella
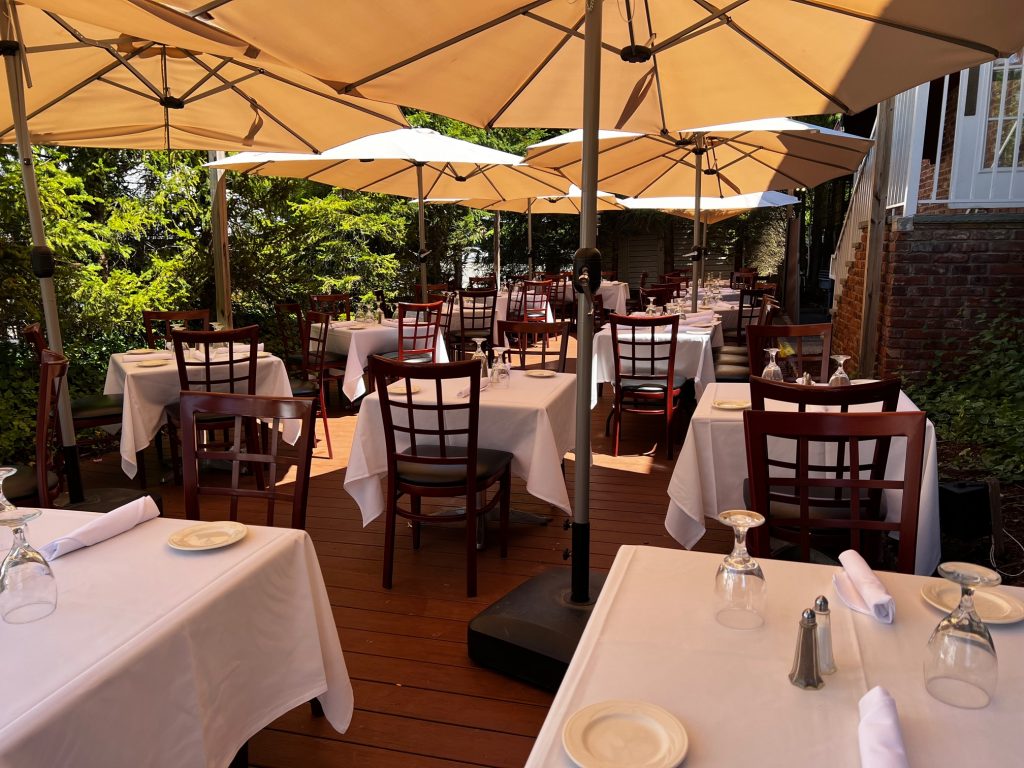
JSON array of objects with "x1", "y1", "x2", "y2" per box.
[
  {"x1": 208, "y1": 127, "x2": 572, "y2": 300},
  {"x1": 623, "y1": 191, "x2": 800, "y2": 226},
  {"x1": 525, "y1": 118, "x2": 870, "y2": 309}
]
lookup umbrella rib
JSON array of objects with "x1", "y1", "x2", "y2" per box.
[
  {"x1": 178, "y1": 58, "x2": 231, "y2": 100},
  {"x1": 94, "y1": 76, "x2": 162, "y2": 103},
  {"x1": 715, "y1": 146, "x2": 810, "y2": 189},
  {"x1": 724, "y1": 136, "x2": 864, "y2": 173},
  {"x1": 724, "y1": 130, "x2": 869, "y2": 163},
  {"x1": 342, "y1": 0, "x2": 552, "y2": 93},
  {"x1": 640, "y1": 0, "x2": 671, "y2": 134},
  {"x1": 788, "y1": 0, "x2": 1002, "y2": 56},
  {"x1": 475, "y1": 166, "x2": 505, "y2": 200},
  {"x1": 505, "y1": 164, "x2": 575, "y2": 195},
  {"x1": 486, "y1": 12, "x2": 584, "y2": 129},
  {"x1": 521, "y1": 10, "x2": 622, "y2": 55},
  {"x1": 23, "y1": 39, "x2": 125, "y2": 54},
  {"x1": 629, "y1": 152, "x2": 692, "y2": 197},
  {"x1": 347, "y1": 163, "x2": 414, "y2": 193},
  {"x1": 654, "y1": 0, "x2": 753, "y2": 53}
]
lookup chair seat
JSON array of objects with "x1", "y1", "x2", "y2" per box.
[
  {"x1": 742, "y1": 476, "x2": 869, "y2": 521},
  {"x1": 5, "y1": 464, "x2": 59, "y2": 502},
  {"x1": 63, "y1": 487, "x2": 163, "y2": 514},
  {"x1": 378, "y1": 350, "x2": 434, "y2": 364},
  {"x1": 289, "y1": 376, "x2": 320, "y2": 397},
  {"x1": 621, "y1": 373, "x2": 688, "y2": 393},
  {"x1": 715, "y1": 364, "x2": 750, "y2": 381},
  {"x1": 396, "y1": 445, "x2": 513, "y2": 488},
  {"x1": 165, "y1": 405, "x2": 243, "y2": 427},
  {"x1": 71, "y1": 393, "x2": 124, "y2": 421}
]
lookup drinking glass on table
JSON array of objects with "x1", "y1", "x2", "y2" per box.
[
  {"x1": 829, "y1": 355, "x2": 851, "y2": 387},
  {"x1": 0, "y1": 467, "x2": 57, "y2": 624},
  {"x1": 924, "y1": 562, "x2": 1000, "y2": 709},
  {"x1": 762, "y1": 348, "x2": 784, "y2": 382},
  {"x1": 714, "y1": 510, "x2": 767, "y2": 629},
  {"x1": 645, "y1": 296, "x2": 657, "y2": 316}
]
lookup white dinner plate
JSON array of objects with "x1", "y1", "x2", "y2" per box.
[
  {"x1": 136, "y1": 359, "x2": 169, "y2": 368},
  {"x1": 168, "y1": 521, "x2": 248, "y2": 551},
  {"x1": 526, "y1": 369, "x2": 556, "y2": 378},
  {"x1": 126, "y1": 348, "x2": 155, "y2": 355},
  {"x1": 386, "y1": 383, "x2": 422, "y2": 395},
  {"x1": 345, "y1": 323, "x2": 368, "y2": 330},
  {"x1": 921, "y1": 582, "x2": 1024, "y2": 624},
  {"x1": 692, "y1": 321, "x2": 717, "y2": 328},
  {"x1": 562, "y1": 700, "x2": 688, "y2": 768},
  {"x1": 257, "y1": 350, "x2": 271, "y2": 358},
  {"x1": 712, "y1": 399, "x2": 751, "y2": 410}
]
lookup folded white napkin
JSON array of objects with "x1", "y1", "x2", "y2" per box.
[
  {"x1": 40, "y1": 496, "x2": 160, "y2": 560},
  {"x1": 858, "y1": 687, "x2": 909, "y2": 768},
  {"x1": 127, "y1": 350, "x2": 172, "y2": 361},
  {"x1": 211, "y1": 343, "x2": 264, "y2": 358},
  {"x1": 679, "y1": 311, "x2": 715, "y2": 325},
  {"x1": 456, "y1": 377, "x2": 490, "y2": 398},
  {"x1": 833, "y1": 550, "x2": 896, "y2": 623}
]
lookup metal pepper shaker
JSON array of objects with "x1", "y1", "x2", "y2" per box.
[
  {"x1": 789, "y1": 608, "x2": 824, "y2": 689},
  {"x1": 814, "y1": 595, "x2": 837, "y2": 674}
]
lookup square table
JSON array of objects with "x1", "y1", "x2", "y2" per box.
[
  {"x1": 595, "y1": 281, "x2": 629, "y2": 315},
  {"x1": 527, "y1": 545, "x2": 1024, "y2": 767},
  {"x1": 326, "y1": 320, "x2": 451, "y2": 401},
  {"x1": 103, "y1": 351, "x2": 298, "y2": 478},
  {"x1": 666, "y1": 382, "x2": 941, "y2": 575},
  {"x1": 0, "y1": 508, "x2": 352, "y2": 768},
  {"x1": 345, "y1": 369, "x2": 576, "y2": 524}
]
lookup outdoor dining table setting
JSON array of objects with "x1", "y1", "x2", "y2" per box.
[{"x1": 445, "y1": 288, "x2": 555, "y2": 344}]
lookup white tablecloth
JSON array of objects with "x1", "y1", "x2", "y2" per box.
[
  {"x1": 591, "y1": 326, "x2": 716, "y2": 408},
  {"x1": 595, "y1": 281, "x2": 629, "y2": 315},
  {"x1": 448, "y1": 292, "x2": 554, "y2": 345},
  {"x1": 0, "y1": 508, "x2": 352, "y2": 768},
  {"x1": 527, "y1": 545, "x2": 1024, "y2": 767},
  {"x1": 103, "y1": 352, "x2": 298, "y2": 478},
  {"x1": 345, "y1": 369, "x2": 576, "y2": 524},
  {"x1": 326, "y1": 322, "x2": 451, "y2": 401},
  {"x1": 665, "y1": 382, "x2": 941, "y2": 575}
]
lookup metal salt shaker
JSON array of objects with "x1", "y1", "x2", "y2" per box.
[
  {"x1": 789, "y1": 609, "x2": 824, "y2": 690},
  {"x1": 814, "y1": 595, "x2": 837, "y2": 674}
]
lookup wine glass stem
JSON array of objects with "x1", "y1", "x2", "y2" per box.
[
  {"x1": 957, "y1": 585, "x2": 976, "y2": 618},
  {"x1": 732, "y1": 525, "x2": 750, "y2": 559}
]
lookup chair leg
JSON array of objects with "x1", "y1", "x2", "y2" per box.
[
  {"x1": 466, "y1": 495, "x2": 478, "y2": 598},
  {"x1": 665, "y1": 404, "x2": 674, "y2": 461},
  {"x1": 135, "y1": 449, "x2": 148, "y2": 489},
  {"x1": 309, "y1": 698, "x2": 325, "y2": 718},
  {"x1": 499, "y1": 470, "x2": 511, "y2": 559},
  {"x1": 318, "y1": 389, "x2": 333, "y2": 460},
  {"x1": 229, "y1": 741, "x2": 248, "y2": 768},
  {"x1": 383, "y1": 493, "x2": 397, "y2": 590},
  {"x1": 612, "y1": 401, "x2": 621, "y2": 457},
  {"x1": 411, "y1": 496, "x2": 421, "y2": 550},
  {"x1": 167, "y1": 418, "x2": 182, "y2": 486}
]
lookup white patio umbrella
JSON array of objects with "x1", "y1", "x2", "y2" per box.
[
  {"x1": 208, "y1": 127, "x2": 572, "y2": 299},
  {"x1": 525, "y1": 119, "x2": 870, "y2": 309},
  {"x1": 621, "y1": 191, "x2": 799, "y2": 226}
]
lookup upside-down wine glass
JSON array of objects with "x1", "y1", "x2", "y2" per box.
[
  {"x1": 714, "y1": 510, "x2": 767, "y2": 629},
  {"x1": 762, "y1": 348, "x2": 784, "y2": 382},
  {"x1": 645, "y1": 296, "x2": 657, "y2": 316},
  {"x1": 0, "y1": 467, "x2": 57, "y2": 624},
  {"x1": 924, "y1": 562, "x2": 1000, "y2": 709},
  {"x1": 829, "y1": 355, "x2": 851, "y2": 387},
  {"x1": 471, "y1": 338, "x2": 489, "y2": 379}
]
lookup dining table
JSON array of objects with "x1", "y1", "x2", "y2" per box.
[
  {"x1": 0, "y1": 507, "x2": 352, "y2": 768},
  {"x1": 103, "y1": 349, "x2": 298, "y2": 478},
  {"x1": 595, "y1": 280, "x2": 630, "y2": 315},
  {"x1": 344, "y1": 368, "x2": 576, "y2": 524},
  {"x1": 326, "y1": 319, "x2": 451, "y2": 402},
  {"x1": 447, "y1": 289, "x2": 555, "y2": 345},
  {"x1": 526, "y1": 544, "x2": 1024, "y2": 766},
  {"x1": 665, "y1": 382, "x2": 941, "y2": 576}
]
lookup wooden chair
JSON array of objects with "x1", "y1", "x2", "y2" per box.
[
  {"x1": 368, "y1": 301, "x2": 445, "y2": 391},
  {"x1": 512, "y1": 279, "x2": 553, "y2": 322},
  {"x1": 467, "y1": 275, "x2": 496, "y2": 290},
  {"x1": 726, "y1": 287, "x2": 773, "y2": 345},
  {"x1": 731, "y1": 269, "x2": 758, "y2": 289},
  {"x1": 427, "y1": 282, "x2": 451, "y2": 295},
  {"x1": 428, "y1": 291, "x2": 456, "y2": 360},
  {"x1": 542, "y1": 273, "x2": 572, "y2": 321},
  {"x1": 608, "y1": 314, "x2": 686, "y2": 460},
  {"x1": 497, "y1": 320, "x2": 570, "y2": 372},
  {"x1": 309, "y1": 293, "x2": 351, "y2": 321},
  {"x1": 180, "y1": 391, "x2": 315, "y2": 530},
  {"x1": 451, "y1": 288, "x2": 498, "y2": 360},
  {"x1": 274, "y1": 302, "x2": 306, "y2": 372},
  {"x1": 601, "y1": 269, "x2": 617, "y2": 281},
  {"x1": 746, "y1": 323, "x2": 833, "y2": 382},
  {"x1": 638, "y1": 286, "x2": 673, "y2": 309},
  {"x1": 743, "y1": 409, "x2": 927, "y2": 573},
  {"x1": 749, "y1": 377, "x2": 902, "y2": 413},
  {"x1": 143, "y1": 310, "x2": 210, "y2": 349},
  {"x1": 292, "y1": 310, "x2": 345, "y2": 459},
  {"x1": 165, "y1": 325, "x2": 261, "y2": 484},
  {"x1": 368, "y1": 356, "x2": 512, "y2": 598},
  {"x1": 715, "y1": 299, "x2": 781, "y2": 383}
]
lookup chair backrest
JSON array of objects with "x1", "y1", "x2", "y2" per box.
[
  {"x1": 171, "y1": 325, "x2": 260, "y2": 395},
  {"x1": 638, "y1": 271, "x2": 649, "y2": 289},
  {"x1": 309, "y1": 293, "x2": 351, "y2": 321},
  {"x1": 34, "y1": 349, "x2": 69, "y2": 507},
  {"x1": 731, "y1": 269, "x2": 758, "y2": 289},
  {"x1": 274, "y1": 302, "x2": 304, "y2": 366},
  {"x1": 180, "y1": 391, "x2": 315, "y2": 529},
  {"x1": 514, "y1": 279, "x2": 553, "y2": 322},
  {"x1": 542, "y1": 273, "x2": 570, "y2": 312},
  {"x1": 746, "y1": 323, "x2": 833, "y2": 382},
  {"x1": 609, "y1": 313, "x2": 680, "y2": 389},
  {"x1": 497, "y1": 320, "x2": 570, "y2": 372},
  {"x1": 396, "y1": 300, "x2": 444, "y2": 361},
  {"x1": 428, "y1": 291, "x2": 456, "y2": 337},
  {"x1": 591, "y1": 292, "x2": 605, "y2": 333},
  {"x1": 601, "y1": 269, "x2": 617, "y2": 281},
  {"x1": 756, "y1": 295, "x2": 779, "y2": 326},
  {"x1": 369, "y1": 357, "x2": 484, "y2": 496},
  {"x1": 734, "y1": 288, "x2": 771, "y2": 341},
  {"x1": 750, "y1": 377, "x2": 903, "y2": 413},
  {"x1": 303, "y1": 310, "x2": 333, "y2": 376},
  {"x1": 22, "y1": 322, "x2": 46, "y2": 362},
  {"x1": 649, "y1": 282, "x2": 684, "y2": 298},
  {"x1": 743, "y1": 409, "x2": 927, "y2": 573},
  {"x1": 143, "y1": 310, "x2": 210, "y2": 349},
  {"x1": 457, "y1": 288, "x2": 498, "y2": 336},
  {"x1": 639, "y1": 286, "x2": 672, "y2": 308},
  {"x1": 467, "y1": 275, "x2": 496, "y2": 290}
]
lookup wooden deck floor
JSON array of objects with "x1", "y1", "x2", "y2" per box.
[{"x1": 81, "y1": 341, "x2": 731, "y2": 767}]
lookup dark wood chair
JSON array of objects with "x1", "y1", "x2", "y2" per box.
[
  {"x1": 291, "y1": 310, "x2": 345, "y2": 459},
  {"x1": 715, "y1": 299, "x2": 781, "y2": 383},
  {"x1": 451, "y1": 288, "x2": 498, "y2": 360},
  {"x1": 542, "y1": 273, "x2": 572, "y2": 321},
  {"x1": 496, "y1": 320, "x2": 570, "y2": 372},
  {"x1": 731, "y1": 269, "x2": 758, "y2": 289},
  {"x1": 467, "y1": 275, "x2": 496, "y2": 290},
  {"x1": 388, "y1": 300, "x2": 445, "y2": 363},
  {"x1": 309, "y1": 293, "x2": 351, "y2": 321},
  {"x1": 165, "y1": 325, "x2": 261, "y2": 484},
  {"x1": 512, "y1": 279, "x2": 553, "y2": 322},
  {"x1": 6, "y1": 349, "x2": 157, "y2": 513},
  {"x1": 608, "y1": 313, "x2": 687, "y2": 460},
  {"x1": 749, "y1": 377, "x2": 902, "y2": 413},
  {"x1": 368, "y1": 356, "x2": 512, "y2": 598},
  {"x1": 726, "y1": 287, "x2": 773, "y2": 345},
  {"x1": 428, "y1": 291, "x2": 456, "y2": 360},
  {"x1": 180, "y1": 391, "x2": 315, "y2": 530},
  {"x1": 743, "y1": 409, "x2": 927, "y2": 573},
  {"x1": 746, "y1": 323, "x2": 833, "y2": 382},
  {"x1": 274, "y1": 302, "x2": 306, "y2": 373},
  {"x1": 142, "y1": 309, "x2": 210, "y2": 349},
  {"x1": 639, "y1": 286, "x2": 673, "y2": 309}
]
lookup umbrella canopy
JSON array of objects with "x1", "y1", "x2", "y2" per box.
[
  {"x1": 108, "y1": 0, "x2": 1024, "y2": 133},
  {"x1": 1, "y1": 2, "x2": 406, "y2": 152},
  {"x1": 622, "y1": 191, "x2": 799, "y2": 225},
  {"x1": 524, "y1": 119, "x2": 871, "y2": 199}
]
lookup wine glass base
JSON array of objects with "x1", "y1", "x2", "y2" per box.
[
  {"x1": 715, "y1": 608, "x2": 765, "y2": 630},
  {"x1": 925, "y1": 676, "x2": 992, "y2": 709},
  {"x1": 2, "y1": 598, "x2": 56, "y2": 624}
]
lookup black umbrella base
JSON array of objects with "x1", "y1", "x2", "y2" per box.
[{"x1": 467, "y1": 567, "x2": 606, "y2": 693}]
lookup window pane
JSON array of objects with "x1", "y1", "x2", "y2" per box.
[{"x1": 989, "y1": 69, "x2": 1005, "y2": 118}]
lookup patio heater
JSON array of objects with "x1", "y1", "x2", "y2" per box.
[{"x1": 467, "y1": 0, "x2": 606, "y2": 692}]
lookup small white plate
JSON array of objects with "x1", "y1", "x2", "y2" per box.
[
  {"x1": 136, "y1": 359, "x2": 169, "y2": 368},
  {"x1": 692, "y1": 321, "x2": 716, "y2": 328},
  {"x1": 345, "y1": 323, "x2": 368, "y2": 330},
  {"x1": 563, "y1": 700, "x2": 688, "y2": 768},
  {"x1": 257, "y1": 350, "x2": 271, "y2": 358},
  {"x1": 126, "y1": 348, "x2": 155, "y2": 355},
  {"x1": 387, "y1": 383, "x2": 422, "y2": 395},
  {"x1": 712, "y1": 399, "x2": 751, "y2": 410},
  {"x1": 526, "y1": 369, "x2": 556, "y2": 378},
  {"x1": 921, "y1": 582, "x2": 1024, "y2": 624},
  {"x1": 168, "y1": 521, "x2": 247, "y2": 551}
]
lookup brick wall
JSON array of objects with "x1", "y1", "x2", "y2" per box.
[{"x1": 831, "y1": 214, "x2": 1024, "y2": 382}]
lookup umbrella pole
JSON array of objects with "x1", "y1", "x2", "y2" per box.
[
  {"x1": 493, "y1": 211, "x2": 501, "y2": 289},
  {"x1": 416, "y1": 163, "x2": 428, "y2": 302},
  {"x1": 690, "y1": 138, "x2": 703, "y2": 313},
  {"x1": 208, "y1": 150, "x2": 233, "y2": 327},
  {"x1": 526, "y1": 200, "x2": 533, "y2": 277},
  {"x1": 1, "y1": 32, "x2": 84, "y2": 502}
]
